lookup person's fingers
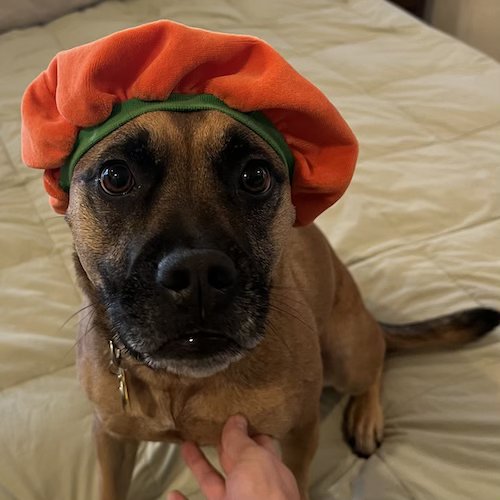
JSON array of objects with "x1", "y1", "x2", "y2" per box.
[
  {"x1": 220, "y1": 415, "x2": 264, "y2": 474},
  {"x1": 167, "y1": 491, "x2": 188, "y2": 500},
  {"x1": 221, "y1": 414, "x2": 252, "y2": 454},
  {"x1": 181, "y1": 442, "x2": 225, "y2": 499},
  {"x1": 253, "y1": 434, "x2": 281, "y2": 457},
  {"x1": 222, "y1": 416, "x2": 279, "y2": 457}
]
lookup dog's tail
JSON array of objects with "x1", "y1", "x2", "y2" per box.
[{"x1": 381, "y1": 307, "x2": 499, "y2": 353}]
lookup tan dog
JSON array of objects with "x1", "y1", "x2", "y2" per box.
[{"x1": 69, "y1": 110, "x2": 499, "y2": 500}]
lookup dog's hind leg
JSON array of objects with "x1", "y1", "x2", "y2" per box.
[
  {"x1": 320, "y1": 255, "x2": 386, "y2": 456},
  {"x1": 342, "y1": 368, "x2": 384, "y2": 456},
  {"x1": 93, "y1": 414, "x2": 138, "y2": 500}
]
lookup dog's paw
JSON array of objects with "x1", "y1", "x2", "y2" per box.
[{"x1": 343, "y1": 391, "x2": 384, "y2": 458}]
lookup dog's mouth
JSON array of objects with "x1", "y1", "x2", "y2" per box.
[
  {"x1": 151, "y1": 330, "x2": 243, "y2": 359},
  {"x1": 117, "y1": 328, "x2": 247, "y2": 370}
]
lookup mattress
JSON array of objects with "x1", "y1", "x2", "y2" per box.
[{"x1": 0, "y1": 0, "x2": 499, "y2": 499}]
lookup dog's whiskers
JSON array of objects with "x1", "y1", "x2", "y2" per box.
[
  {"x1": 270, "y1": 283, "x2": 315, "y2": 293},
  {"x1": 266, "y1": 317, "x2": 293, "y2": 357},
  {"x1": 60, "y1": 305, "x2": 98, "y2": 360},
  {"x1": 57, "y1": 303, "x2": 95, "y2": 334},
  {"x1": 268, "y1": 300, "x2": 316, "y2": 334},
  {"x1": 268, "y1": 291, "x2": 308, "y2": 309}
]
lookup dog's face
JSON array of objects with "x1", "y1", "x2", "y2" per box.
[{"x1": 67, "y1": 111, "x2": 295, "y2": 377}]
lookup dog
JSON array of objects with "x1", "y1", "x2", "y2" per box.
[{"x1": 68, "y1": 109, "x2": 499, "y2": 500}]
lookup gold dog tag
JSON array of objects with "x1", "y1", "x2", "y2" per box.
[
  {"x1": 108, "y1": 340, "x2": 130, "y2": 411},
  {"x1": 117, "y1": 366, "x2": 130, "y2": 410}
]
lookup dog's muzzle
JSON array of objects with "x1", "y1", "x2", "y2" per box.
[
  {"x1": 102, "y1": 234, "x2": 269, "y2": 375},
  {"x1": 147, "y1": 248, "x2": 242, "y2": 359}
]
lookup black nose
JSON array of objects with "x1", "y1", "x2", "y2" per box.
[{"x1": 157, "y1": 249, "x2": 237, "y2": 310}]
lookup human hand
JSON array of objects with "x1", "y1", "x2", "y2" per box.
[{"x1": 167, "y1": 415, "x2": 300, "y2": 500}]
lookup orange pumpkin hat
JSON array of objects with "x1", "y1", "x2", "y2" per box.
[{"x1": 21, "y1": 20, "x2": 357, "y2": 225}]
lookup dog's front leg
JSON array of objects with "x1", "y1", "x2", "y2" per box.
[
  {"x1": 93, "y1": 414, "x2": 138, "y2": 500},
  {"x1": 280, "y1": 416, "x2": 320, "y2": 500}
]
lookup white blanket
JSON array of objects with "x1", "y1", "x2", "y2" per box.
[{"x1": 0, "y1": 0, "x2": 499, "y2": 498}]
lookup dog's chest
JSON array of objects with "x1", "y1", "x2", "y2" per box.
[{"x1": 96, "y1": 369, "x2": 300, "y2": 445}]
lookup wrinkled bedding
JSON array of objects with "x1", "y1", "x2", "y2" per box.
[{"x1": 0, "y1": 0, "x2": 499, "y2": 499}]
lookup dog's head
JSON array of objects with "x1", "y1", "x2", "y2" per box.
[{"x1": 67, "y1": 110, "x2": 295, "y2": 377}]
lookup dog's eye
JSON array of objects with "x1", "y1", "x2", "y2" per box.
[
  {"x1": 240, "y1": 160, "x2": 272, "y2": 195},
  {"x1": 99, "y1": 162, "x2": 135, "y2": 195}
]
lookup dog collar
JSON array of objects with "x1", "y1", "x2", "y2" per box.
[{"x1": 59, "y1": 93, "x2": 295, "y2": 191}]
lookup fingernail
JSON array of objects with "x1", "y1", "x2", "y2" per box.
[{"x1": 232, "y1": 414, "x2": 247, "y2": 431}]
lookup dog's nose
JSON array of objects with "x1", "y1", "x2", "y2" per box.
[{"x1": 157, "y1": 249, "x2": 237, "y2": 309}]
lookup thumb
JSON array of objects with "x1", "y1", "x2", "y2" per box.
[
  {"x1": 167, "y1": 491, "x2": 188, "y2": 500},
  {"x1": 222, "y1": 414, "x2": 251, "y2": 449},
  {"x1": 220, "y1": 415, "x2": 256, "y2": 471}
]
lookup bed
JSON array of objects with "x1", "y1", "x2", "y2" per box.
[{"x1": 1, "y1": 0, "x2": 499, "y2": 498}]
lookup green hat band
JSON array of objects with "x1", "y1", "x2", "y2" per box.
[{"x1": 59, "y1": 93, "x2": 295, "y2": 190}]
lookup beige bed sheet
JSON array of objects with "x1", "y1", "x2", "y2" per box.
[{"x1": 0, "y1": 0, "x2": 499, "y2": 499}]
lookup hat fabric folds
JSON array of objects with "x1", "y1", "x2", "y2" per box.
[{"x1": 21, "y1": 20, "x2": 358, "y2": 225}]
